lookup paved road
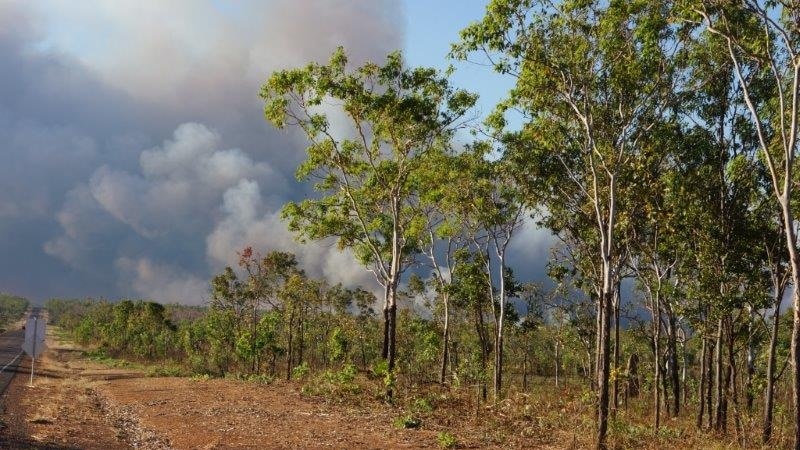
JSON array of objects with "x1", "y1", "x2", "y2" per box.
[{"x1": 0, "y1": 308, "x2": 40, "y2": 394}]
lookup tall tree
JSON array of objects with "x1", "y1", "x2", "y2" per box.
[
  {"x1": 455, "y1": 1, "x2": 676, "y2": 447},
  {"x1": 415, "y1": 149, "x2": 472, "y2": 384},
  {"x1": 687, "y1": 2, "x2": 800, "y2": 445},
  {"x1": 261, "y1": 47, "x2": 475, "y2": 397}
]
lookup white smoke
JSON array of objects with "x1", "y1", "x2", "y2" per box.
[
  {"x1": 206, "y1": 179, "x2": 379, "y2": 291},
  {"x1": 115, "y1": 257, "x2": 208, "y2": 306}
]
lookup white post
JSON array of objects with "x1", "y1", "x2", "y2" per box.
[{"x1": 29, "y1": 317, "x2": 36, "y2": 386}]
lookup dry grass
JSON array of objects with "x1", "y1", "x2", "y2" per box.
[{"x1": 315, "y1": 375, "x2": 797, "y2": 450}]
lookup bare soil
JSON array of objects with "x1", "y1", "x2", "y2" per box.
[
  {"x1": 0, "y1": 329, "x2": 133, "y2": 449},
  {"x1": 0, "y1": 329, "x2": 449, "y2": 449},
  {"x1": 96, "y1": 377, "x2": 444, "y2": 450},
  {"x1": 2, "y1": 325, "x2": 768, "y2": 449}
]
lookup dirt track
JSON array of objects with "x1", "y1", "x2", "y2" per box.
[{"x1": 0, "y1": 328, "x2": 448, "y2": 450}]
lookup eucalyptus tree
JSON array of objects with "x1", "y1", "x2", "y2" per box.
[
  {"x1": 414, "y1": 149, "x2": 472, "y2": 384},
  {"x1": 455, "y1": 1, "x2": 677, "y2": 446},
  {"x1": 450, "y1": 249, "x2": 494, "y2": 400},
  {"x1": 237, "y1": 248, "x2": 298, "y2": 373},
  {"x1": 686, "y1": 3, "x2": 800, "y2": 446},
  {"x1": 675, "y1": 21, "x2": 754, "y2": 429},
  {"x1": 278, "y1": 272, "x2": 322, "y2": 380},
  {"x1": 625, "y1": 136, "x2": 682, "y2": 430},
  {"x1": 419, "y1": 144, "x2": 526, "y2": 397},
  {"x1": 461, "y1": 149, "x2": 526, "y2": 400},
  {"x1": 261, "y1": 47, "x2": 476, "y2": 392},
  {"x1": 484, "y1": 156, "x2": 526, "y2": 399},
  {"x1": 762, "y1": 210, "x2": 790, "y2": 442}
]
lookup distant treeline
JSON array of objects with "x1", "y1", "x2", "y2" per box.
[
  {"x1": 0, "y1": 294, "x2": 28, "y2": 331},
  {"x1": 43, "y1": 248, "x2": 578, "y2": 390},
  {"x1": 44, "y1": 279, "x2": 387, "y2": 380}
]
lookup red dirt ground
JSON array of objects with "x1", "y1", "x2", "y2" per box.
[{"x1": 0, "y1": 328, "x2": 456, "y2": 449}]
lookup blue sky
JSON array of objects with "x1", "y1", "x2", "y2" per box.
[{"x1": 404, "y1": 0, "x2": 514, "y2": 120}]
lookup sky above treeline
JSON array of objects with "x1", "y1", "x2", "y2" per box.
[{"x1": 0, "y1": 0, "x2": 549, "y2": 304}]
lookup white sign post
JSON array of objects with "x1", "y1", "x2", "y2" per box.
[{"x1": 22, "y1": 316, "x2": 45, "y2": 386}]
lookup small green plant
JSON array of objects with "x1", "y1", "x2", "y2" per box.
[
  {"x1": 393, "y1": 414, "x2": 422, "y2": 429},
  {"x1": 437, "y1": 431, "x2": 457, "y2": 449},
  {"x1": 191, "y1": 373, "x2": 211, "y2": 381},
  {"x1": 145, "y1": 365, "x2": 187, "y2": 377},
  {"x1": 371, "y1": 360, "x2": 389, "y2": 378},
  {"x1": 84, "y1": 349, "x2": 131, "y2": 368},
  {"x1": 579, "y1": 386, "x2": 596, "y2": 408},
  {"x1": 246, "y1": 374, "x2": 274, "y2": 384},
  {"x1": 331, "y1": 363, "x2": 357, "y2": 384},
  {"x1": 292, "y1": 362, "x2": 310, "y2": 380},
  {"x1": 411, "y1": 397, "x2": 433, "y2": 414},
  {"x1": 656, "y1": 426, "x2": 682, "y2": 440},
  {"x1": 303, "y1": 364, "x2": 361, "y2": 399},
  {"x1": 383, "y1": 367, "x2": 396, "y2": 401}
]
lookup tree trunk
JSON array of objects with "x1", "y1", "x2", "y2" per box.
[
  {"x1": 612, "y1": 283, "x2": 620, "y2": 417},
  {"x1": 494, "y1": 252, "x2": 507, "y2": 401},
  {"x1": 286, "y1": 307, "x2": 295, "y2": 381},
  {"x1": 474, "y1": 297, "x2": 489, "y2": 402},
  {"x1": 555, "y1": 340, "x2": 560, "y2": 388},
  {"x1": 440, "y1": 294, "x2": 450, "y2": 384},
  {"x1": 594, "y1": 293, "x2": 602, "y2": 393},
  {"x1": 680, "y1": 329, "x2": 687, "y2": 408},
  {"x1": 778, "y1": 190, "x2": 800, "y2": 450},
  {"x1": 697, "y1": 336, "x2": 707, "y2": 429},
  {"x1": 387, "y1": 300, "x2": 397, "y2": 372},
  {"x1": 705, "y1": 335, "x2": 714, "y2": 430},
  {"x1": 298, "y1": 305, "x2": 305, "y2": 368},
  {"x1": 595, "y1": 169, "x2": 617, "y2": 450},
  {"x1": 596, "y1": 288, "x2": 612, "y2": 450},
  {"x1": 727, "y1": 319, "x2": 741, "y2": 443},
  {"x1": 624, "y1": 353, "x2": 639, "y2": 410},
  {"x1": 251, "y1": 304, "x2": 257, "y2": 374},
  {"x1": 713, "y1": 316, "x2": 725, "y2": 432},
  {"x1": 523, "y1": 349, "x2": 529, "y2": 391},
  {"x1": 764, "y1": 278, "x2": 784, "y2": 443},
  {"x1": 382, "y1": 286, "x2": 390, "y2": 360},
  {"x1": 652, "y1": 291, "x2": 661, "y2": 430},
  {"x1": 387, "y1": 285, "x2": 398, "y2": 370},
  {"x1": 384, "y1": 210, "x2": 402, "y2": 401},
  {"x1": 360, "y1": 331, "x2": 367, "y2": 370},
  {"x1": 745, "y1": 307, "x2": 755, "y2": 413},
  {"x1": 668, "y1": 314, "x2": 680, "y2": 416},
  {"x1": 494, "y1": 333, "x2": 504, "y2": 399},
  {"x1": 661, "y1": 359, "x2": 671, "y2": 418}
]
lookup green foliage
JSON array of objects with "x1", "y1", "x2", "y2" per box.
[
  {"x1": 291, "y1": 362, "x2": 310, "y2": 380},
  {"x1": 371, "y1": 359, "x2": 389, "y2": 378},
  {"x1": 397, "y1": 311, "x2": 441, "y2": 383},
  {"x1": 327, "y1": 327, "x2": 348, "y2": 363},
  {"x1": 0, "y1": 294, "x2": 28, "y2": 329},
  {"x1": 303, "y1": 364, "x2": 362, "y2": 399},
  {"x1": 243, "y1": 374, "x2": 275, "y2": 385},
  {"x1": 393, "y1": 413, "x2": 422, "y2": 429},
  {"x1": 411, "y1": 397, "x2": 434, "y2": 414},
  {"x1": 35, "y1": 4, "x2": 800, "y2": 448},
  {"x1": 146, "y1": 365, "x2": 188, "y2": 378},
  {"x1": 436, "y1": 431, "x2": 458, "y2": 449}
]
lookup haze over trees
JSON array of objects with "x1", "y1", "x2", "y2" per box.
[{"x1": 37, "y1": 1, "x2": 800, "y2": 449}]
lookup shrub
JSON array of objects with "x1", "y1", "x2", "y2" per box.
[
  {"x1": 393, "y1": 414, "x2": 422, "y2": 429},
  {"x1": 437, "y1": 431, "x2": 457, "y2": 449},
  {"x1": 292, "y1": 362, "x2": 310, "y2": 380}
]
